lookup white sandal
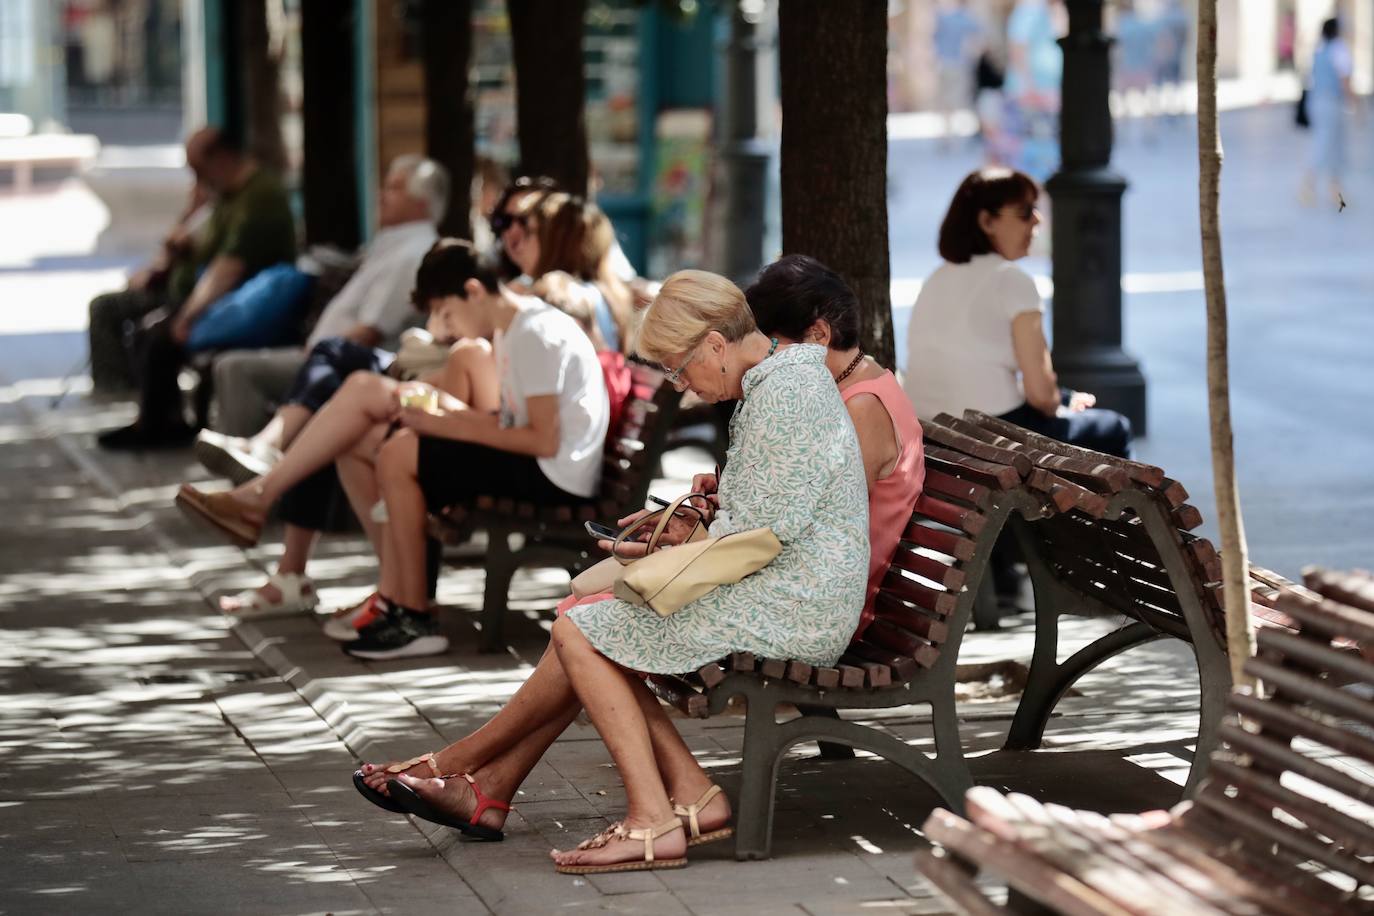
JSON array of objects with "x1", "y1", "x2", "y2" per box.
[{"x1": 219, "y1": 573, "x2": 319, "y2": 618}]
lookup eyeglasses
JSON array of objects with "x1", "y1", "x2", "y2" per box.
[
  {"x1": 663, "y1": 344, "x2": 703, "y2": 391},
  {"x1": 489, "y1": 210, "x2": 530, "y2": 235}
]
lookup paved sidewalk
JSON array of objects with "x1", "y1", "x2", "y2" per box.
[{"x1": 1, "y1": 377, "x2": 1213, "y2": 915}]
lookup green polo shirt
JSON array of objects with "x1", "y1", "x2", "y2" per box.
[{"x1": 169, "y1": 167, "x2": 297, "y2": 304}]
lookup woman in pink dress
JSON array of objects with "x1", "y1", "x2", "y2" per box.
[{"x1": 353, "y1": 255, "x2": 926, "y2": 855}]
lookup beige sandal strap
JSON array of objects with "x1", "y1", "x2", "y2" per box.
[
  {"x1": 672, "y1": 784, "x2": 722, "y2": 838},
  {"x1": 383, "y1": 752, "x2": 442, "y2": 777},
  {"x1": 624, "y1": 817, "x2": 684, "y2": 864}
]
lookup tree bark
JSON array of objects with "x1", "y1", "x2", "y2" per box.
[
  {"x1": 421, "y1": 0, "x2": 475, "y2": 239},
  {"x1": 300, "y1": 0, "x2": 360, "y2": 248},
  {"x1": 240, "y1": 0, "x2": 288, "y2": 174},
  {"x1": 1196, "y1": 0, "x2": 1255, "y2": 689},
  {"x1": 778, "y1": 0, "x2": 893, "y2": 368},
  {"x1": 507, "y1": 0, "x2": 589, "y2": 193}
]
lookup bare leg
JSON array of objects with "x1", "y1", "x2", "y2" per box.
[
  {"x1": 225, "y1": 372, "x2": 403, "y2": 516},
  {"x1": 374, "y1": 429, "x2": 430, "y2": 609},
  {"x1": 549, "y1": 615, "x2": 685, "y2": 867},
  {"x1": 335, "y1": 422, "x2": 392, "y2": 554},
  {"x1": 252, "y1": 404, "x2": 312, "y2": 452}
]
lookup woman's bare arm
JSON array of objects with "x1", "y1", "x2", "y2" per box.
[{"x1": 1011, "y1": 311, "x2": 1061, "y2": 416}]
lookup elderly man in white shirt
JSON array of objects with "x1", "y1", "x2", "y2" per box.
[{"x1": 207, "y1": 155, "x2": 447, "y2": 438}]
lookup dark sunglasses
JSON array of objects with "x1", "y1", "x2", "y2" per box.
[{"x1": 489, "y1": 210, "x2": 530, "y2": 234}]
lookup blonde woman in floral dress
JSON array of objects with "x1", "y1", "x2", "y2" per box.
[{"x1": 547, "y1": 269, "x2": 869, "y2": 873}]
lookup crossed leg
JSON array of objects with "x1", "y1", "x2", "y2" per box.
[{"x1": 360, "y1": 638, "x2": 729, "y2": 841}]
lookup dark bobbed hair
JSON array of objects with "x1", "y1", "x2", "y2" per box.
[
  {"x1": 1322, "y1": 18, "x2": 1340, "y2": 41},
  {"x1": 744, "y1": 254, "x2": 860, "y2": 351},
  {"x1": 411, "y1": 238, "x2": 502, "y2": 311},
  {"x1": 490, "y1": 175, "x2": 562, "y2": 280},
  {"x1": 938, "y1": 168, "x2": 1040, "y2": 263}
]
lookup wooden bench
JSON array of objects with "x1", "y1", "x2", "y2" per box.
[
  {"x1": 648, "y1": 451, "x2": 1055, "y2": 859},
  {"x1": 649, "y1": 410, "x2": 1330, "y2": 858},
  {"x1": 915, "y1": 567, "x2": 1374, "y2": 914},
  {"x1": 430, "y1": 363, "x2": 681, "y2": 651}
]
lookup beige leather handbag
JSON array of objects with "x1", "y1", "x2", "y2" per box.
[
  {"x1": 611, "y1": 495, "x2": 781, "y2": 617},
  {"x1": 569, "y1": 494, "x2": 709, "y2": 598}
]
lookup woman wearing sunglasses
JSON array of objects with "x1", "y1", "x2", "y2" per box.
[
  {"x1": 353, "y1": 259, "x2": 927, "y2": 873},
  {"x1": 904, "y1": 167, "x2": 1131, "y2": 458}
]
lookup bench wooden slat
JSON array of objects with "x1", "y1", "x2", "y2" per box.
[
  {"x1": 648, "y1": 674, "x2": 708, "y2": 717},
  {"x1": 914, "y1": 494, "x2": 986, "y2": 536},
  {"x1": 696, "y1": 660, "x2": 728, "y2": 688},
  {"x1": 1217, "y1": 721, "x2": 1374, "y2": 808},
  {"x1": 922, "y1": 468, "x2": 992, "y2": 510},
  {"x1": 1243, "y1": 655, "x2": 1374, "y2": 727},
  {"x1": 923, "y1": 421, "x2": 1034, "y2": 478},
  {"x1": 923, "y1": 809, "x2": 1136, "y2": 916},
  {"x1": 1276, "y1": 590, "x2": 1374, "y2": 647},
  {"x1": 812, "y1": 666, "x2": 840, "y2": 689},
  {"x1": 1255, "y1": 627, "x2": 1374, "y2": 690},
  {"x1": 759, "y1": 657, "x2": 786, "y2": 679},
  {"x1": 902, "y1": 519, "x2": 976, "y2": 561},
  {"x1": 948, "y1": 412, "x2": 1134, "y2": 493},
  {"x1": 846, "y1": 638, "x2": 922, "y2": 680},
  {"x1": 836, "y1": 664, "x2": 866, "y2": 688},
  {"x1": 1171, "y1": 504, "x2": 1204, "y2": 531},
  {"x1": 1229, "y1": 690, "x2": 1374, "y2": 764},
  {"x1": 862, "y1": 619, "x2": 940, "y2": 670},
  {"x1": 879, "y1": 569, "x2": 957, "y2": 618},
  {"x1": 912, "y1": 849, "x2": 1003, "y2": 916},
  {"x1": 1157, "y1": 477, "x2": 1190, "y2": 508},
  {"x1": 1302, "y1": 567, "x2": 1374, "y2": 615},
  {"x1": 888, "y1": 547, "x2": 966, "y2": 591},
  {"x1": 784, "y1": 660, "x2": 812, "y2": 685},
  {"x1": 965, "y1": 409, "x2": 1166, "y2": 487},
  {"x1": 1206, "y1": 757, "x2": 1374, "y2": 857},
  {"x1": 874, "y1": 592, "x2": 950, "y2": 643},
  {"x1": 923, "y1": 445, "x2": 1023, "y2": 489},
  {"x1": 838, "y1": 653, "x2": 892, "y2": 687}
]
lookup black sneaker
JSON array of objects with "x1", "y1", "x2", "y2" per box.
[{"x1": 343, "y1": 605, "x2": 448, "y2": 660}]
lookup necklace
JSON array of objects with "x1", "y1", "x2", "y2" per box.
[
  {"x1": 766, "y1": 337, "x2": 778, "y2": 358},
  {"x1": 835, "y1": 351, "x2": 865, "y2": 384}
]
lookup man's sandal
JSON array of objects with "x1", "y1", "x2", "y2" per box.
[
  {"x1": 673, "y1": 784, "x2": 734, "y2": 847},
  {"x1": 352, "y1": 752, "x2": 446, "y2": 815},
  {"x1": 388, "y1": 772, "x2": 511, "y2": 842},
  {"x1": 554, "y1": 817, "x2": 687, "y2": 874},
  {"x1": 175, "y1": 484, "x2": 264, "y2": 547}
]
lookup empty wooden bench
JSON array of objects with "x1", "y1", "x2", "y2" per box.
[
  {"x1": 930, "y1": 410, "x2": 1335, "y2": 794},
  {"x1": 430, "y1": 363, "x2": 680, "y2": 651},
  {"x1": 916, "y1": 567, "x2": 1374, "y2": 914}
]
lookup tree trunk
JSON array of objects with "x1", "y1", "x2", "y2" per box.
[
  {"x1": 1196, "y1": 0, "x2": 1255, "y2": 689},
  {"x1": 778, "y1": 0, "x2": 893, "y2": 369},
  {"x1": 300, "y1": 0, "x2": 360, "y2": 248},
  {"x1": 421, "y1": 0, "x2": 475, "y2": 239},
  {"x1": 507, "y1": 0, "x2": 589, "y2": 193},
  {"x1": 240, "y1": 0, "x2": 288, "y2": 174}
]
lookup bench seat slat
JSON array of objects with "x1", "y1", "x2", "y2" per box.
[
  {"x1": 845, "y1": 639, "x2": 921, "y2": 680},
  {"x1": 1205, "y1": 757, "x2": 1374, "y2": 858},
  {"x1": 888, "y1": 547, "x2": 966, "y2": 591},
  {"x1": 923, "y1": 445, "x2": 1023, "y2": 490},
  {"x1": 966, "y1": 409, "x2": 1166, "y2": 487},
  {"x1": 901, "y1": 519, "x2": 976, "y2": 562},
  {"x1": 879, "y1": 570, "x2": 958, "y2": 618},
  {"x1": 922, "y1": 468, "x2": 992, "y2": 510},
  {"x1": 860, "y1": 620, "x2": 939, "y2": 671},
  {"x1": 1228, "y1": 690, "x2": 1374, "y2": 764},
  {"x1": 874, "y1": 592, "x2": 950, "y2": 643},
  {"x1": 923, "y1": 422, "x2": 1034, "y2": 478},
  {"x1": 914, "y1": 494, "x2": 986, "y2": 536}
]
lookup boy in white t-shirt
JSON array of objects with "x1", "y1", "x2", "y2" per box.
[{"x1": 175, "y1": 241, "x2": 608, "y2": 659}]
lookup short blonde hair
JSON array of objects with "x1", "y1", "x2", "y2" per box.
[{"x1": 636, "y1": 270, "x2": 756, "y2": 365}]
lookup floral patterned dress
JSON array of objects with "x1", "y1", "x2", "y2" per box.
[{"x1": 566, "y1": 344, "x2": 870, "y2": 673}]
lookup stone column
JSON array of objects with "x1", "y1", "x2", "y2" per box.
[{"x1": 1046, "y1": 0, "x2": 1148, "y2": 434}]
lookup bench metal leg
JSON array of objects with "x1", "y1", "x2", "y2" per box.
[
  {"x1": 735, "y1": 696, "x2": 784, "y2": 861},
  {"x1": 795, "y1": 705, "x2": 855, "y2": 760},
  {"x1": 479, "y1": 542, "x2": 518, "y2": 653},
  {"x1": 1005, "y1": 621, "x2": 1162, "y2": 750}
]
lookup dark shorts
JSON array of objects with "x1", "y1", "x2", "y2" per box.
[{"x1": 416, "y1": 436, "x2": 583, "y2": 511}]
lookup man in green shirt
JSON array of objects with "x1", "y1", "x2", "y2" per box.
[{"x1": 97, "y1": 127, "x2": 296, "y2": 450}]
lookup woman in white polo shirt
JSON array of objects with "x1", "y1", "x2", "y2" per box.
[{"x1": 904, "y1": 167, "x2": 1131, "y2": 458}]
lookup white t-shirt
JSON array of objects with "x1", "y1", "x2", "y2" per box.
[
  {"x1": 306, "y1": 220, "x2": 438, "y2": 348},
  {"x1": 903, "y1": 253, "x2": 1044, "y2": 421},
  {"x1": 493, "y1": 300, "x2": 609, "y2": 497}
]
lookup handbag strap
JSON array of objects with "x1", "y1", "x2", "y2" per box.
[{"x1": 613, "y1": 493, "x2": 708, "y2": 561}]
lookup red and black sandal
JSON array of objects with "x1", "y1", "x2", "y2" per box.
[
  {"x1": 388, "y1": 772, "x2": 511, "y2": 841},
  {"x1": 352, "y1": 752, "x2": 445, "y2": 815}
]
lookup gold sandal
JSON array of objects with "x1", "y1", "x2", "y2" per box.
[
  {"x1": 554, "y1": 817, "x2": 687, "y2": 874},
  {"x1": 673, "y1": 784, "x2": 734, "y2": 847}
]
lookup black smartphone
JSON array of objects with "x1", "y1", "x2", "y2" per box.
[
  {"x1": 584, "y1": 520, "x2": 621, "y2": 541},
  {"x1": 647, "y1": 495, "x2": 670, "y2": 508}
]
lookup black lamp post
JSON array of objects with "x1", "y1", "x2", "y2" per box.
[
  {"x1": 718, "y1": 2, "x2": 770, "y2": 286},
  {"x1": 1046, "y1": 0, "x2": 1148, "y2": 435}
]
